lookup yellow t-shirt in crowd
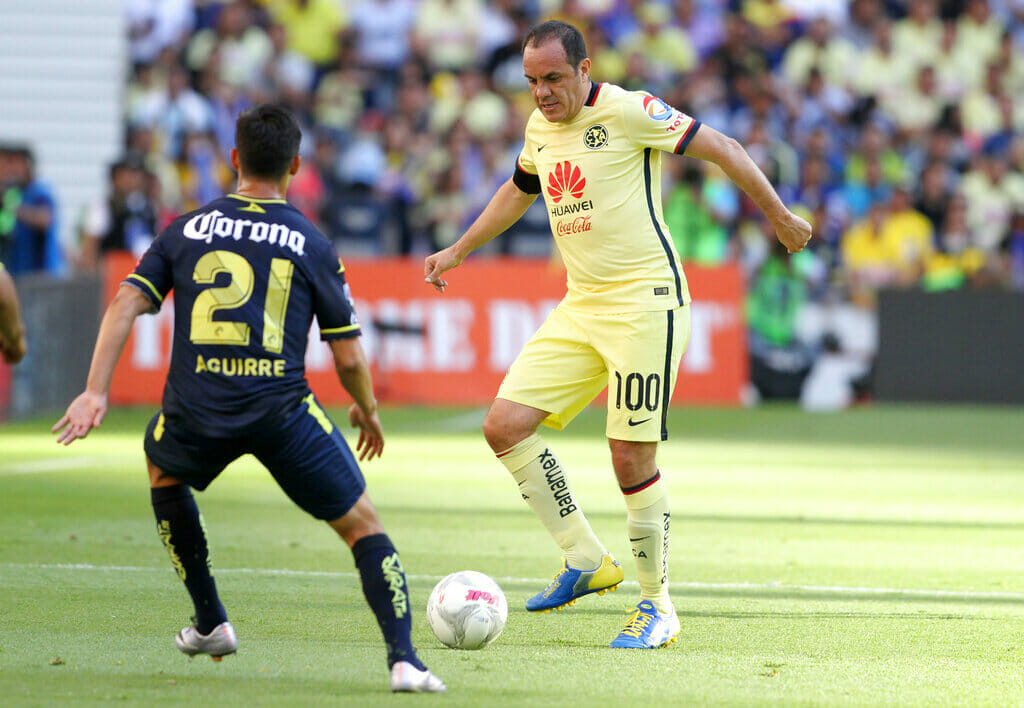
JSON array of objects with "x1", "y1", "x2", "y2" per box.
[
  {"x1": 841, "y1": 210, "x2": 933, "y2": 277},
  {"x1": 268, "y1": 0, "x2": 346, "y2": 66}
]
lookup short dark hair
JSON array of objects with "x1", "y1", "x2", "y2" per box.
[
  {"x1": 1, "y1": 143, "x2": 32, "y2": 163},
  {"x1": 110, "y1": 151, "x2": 146, "y2": 179},
  {"x1": 523, "y1": 20, "x2": 588, "y2": 69},
  {"x1": 234, "y1": 104, "x2": 301, "y2": 180}
]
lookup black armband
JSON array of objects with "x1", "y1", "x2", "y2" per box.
[{"x1": 512, "y1": 165, "x2": 541, "y2": 194}]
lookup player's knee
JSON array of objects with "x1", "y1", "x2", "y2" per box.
[
  {"x1": 481, "y1": 407, "x2": 522, "y2": 452},
  {"x1": 481, "y1": 411, "x2": 507, "y2": 451},
  {"x1": 609, "y1": 446, "x2": 634, "y2": 475},
  {"x1": 482, "y1": 409, "x2": 529, "y2": 453},
  {"x1": 327, "y1": 493, "x2": 384, "y2": 547},
  {"x1": 330, "y1": 516, "x2": 385, "y2": 548},
  {"x1": 608, "y1": 440, "x2": 657, "y2": 485},
  {"x1": 483, "y1": 400, "x2": 542, "y2": 452},
  {"x1": 333, "y1": 520, "x2": 385, "y2": 548}
]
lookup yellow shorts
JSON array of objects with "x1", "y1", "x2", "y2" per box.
[{"x1": 496, "y1": 304, "x2": 690, "y2": 442}]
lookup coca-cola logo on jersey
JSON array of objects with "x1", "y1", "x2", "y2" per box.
[
  {"x1": 555, "y1": 216, "x2": 593, "y2": 236},
  {"x1": 546, "y1": 161, "x2": 585, "y2": 203}
]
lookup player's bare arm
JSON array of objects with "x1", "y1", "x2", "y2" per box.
[
  {"x1": 424, "y1": 178, "x2": 538, "y2": 292},
  {"x1": 0, "y1": 266, "x2": 27, "y2": 365},
  {"x1": 684, "y1": 124, "x2": 812, "y2": 254},
  {"x1": 52, "y1": 284, "x2": 152, "y2": 445},
  {"x1": 329, "y1": 338, "x2": 384, "y2": 462}
]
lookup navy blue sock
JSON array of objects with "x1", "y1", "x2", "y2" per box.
[
  {"x1": 151, "y1": 485, "x2": 227, "y2": 635},
  {"x1": 352, "y1": 533, "x2": 424, "y2": 670}
]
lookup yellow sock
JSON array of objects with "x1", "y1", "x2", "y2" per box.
[
  {"x1": 496, "y1": 434, "x2": 606, "y2": 570},
  {"x1": 623, "y1": 472, "x2": 672, "y2": 615}
]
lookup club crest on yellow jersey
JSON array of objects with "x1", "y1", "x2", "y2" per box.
[{"x1": 584, "y1": 124, "x2": 609, "y2": 149}]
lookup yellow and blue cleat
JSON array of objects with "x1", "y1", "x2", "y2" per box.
[
  {"x1": 525, "y1": 555, "x2": 624, "y2": 612},
  {"x1": 609, "y1": 600, "x2": 680, "y2": 648}
]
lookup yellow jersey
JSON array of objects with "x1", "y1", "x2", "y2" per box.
[{"x1": 514, "y1": 81, "x2": 701, "y2": 312}]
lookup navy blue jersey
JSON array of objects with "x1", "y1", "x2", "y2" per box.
[{"x1": 125, "y1": 194, "x2": 360, "y2": 436}]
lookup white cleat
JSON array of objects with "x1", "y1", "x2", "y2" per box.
[
  {"x1": 174, "y1": 621, "x2": 238, "y2": 661},
  {"x1": 389, "y1": 661, "x2": 447, "y2": 693}
]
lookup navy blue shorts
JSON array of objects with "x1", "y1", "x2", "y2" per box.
[{"x1": 143, "y1": 394, "x2": 366, "y2": 521}]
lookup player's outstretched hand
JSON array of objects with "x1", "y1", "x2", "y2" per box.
[
  {"x1": 348, "y1": 403, "x2": 384, "y2": 462},
  {"x1": 773, "y1": 211, "x2": 813, "y2": 254},
  {"x1": 423, "y1": 247, "x2": 463, "y2": 293},
  {"x1": 52, "y1": 390, "x2": 108, "y2": 445}
]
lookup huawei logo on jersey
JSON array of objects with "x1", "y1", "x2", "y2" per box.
[{"x1": 547, "y1": 161, "x2": 585, "y2": 203}]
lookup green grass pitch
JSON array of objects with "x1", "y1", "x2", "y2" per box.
[{"x1": 3, "y1": 404, "x2": 1024, "y2": 706}]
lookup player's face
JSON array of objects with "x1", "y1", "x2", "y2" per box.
[{"x1": 523, "y1": 40, "x2": 591, "y2": 123}]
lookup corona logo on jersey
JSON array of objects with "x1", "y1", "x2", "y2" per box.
[
  {"x1": 642, "y1": 96, "x2": 673, "y2": 121},
  {"x1": 183, "y1": 209, "x2": 306, "y2": 256},
  {"x1": 546, "y1": 161, "x2": 586, "y2": 203}
]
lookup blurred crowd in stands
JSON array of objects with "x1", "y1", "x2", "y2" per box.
[{"x1": 3, "y1": 0, "x2": 1024, "y2": 406}]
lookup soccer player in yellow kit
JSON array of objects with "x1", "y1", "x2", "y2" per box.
[{"x1": 424, "y1": 20, "x2": 811, "y2": 648}]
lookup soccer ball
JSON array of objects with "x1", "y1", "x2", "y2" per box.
[{"x1": 426, "y1": 570, "x2": 508, "y2": 650}]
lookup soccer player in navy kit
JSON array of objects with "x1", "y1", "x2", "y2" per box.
[{"x1": 53, "y1": 105, "x2": 444, "y2": 693}]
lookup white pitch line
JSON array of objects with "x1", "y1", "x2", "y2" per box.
[
  {"x1": 5, "y1": 562, "x2": 1024, "y2": 603},
  {"x1": 0, "y1": 456, "x2": 118, "y2": 475}
]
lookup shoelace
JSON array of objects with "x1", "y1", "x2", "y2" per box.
[
  {"x1": 620, "y1": 607, "x2": 655, "y2": 638},
  {"x1": 541, "y1": 568, "x2": 567, "y2": 596}
]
